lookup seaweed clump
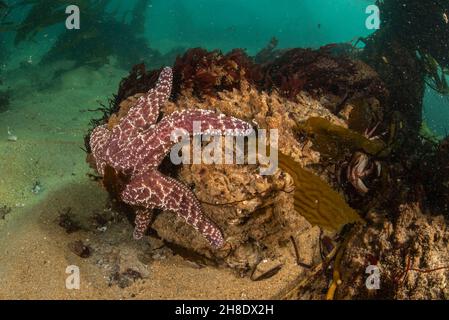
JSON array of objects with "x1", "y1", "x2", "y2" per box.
[
  {"x1": 360, "y1": 0, "x2": 449, "y2": 213},
  {"x1": 13, "y1": 0, "x2": 161, "y2": 69},
  {"x1": 259, "y1": 46, "x2": 387, "y2": 108},
  {"x1": 169, "y1": 45, "x2": 387, "y2": 110},
  {"x1": 171, "y1": 48, "x2": 260, "y2": 98},
  {"x1": 361, "y1": 0, "x2": 449, "y2": 145},
  {"x1": 380, "y1": 0, "x2": 449, "y2": 70}
]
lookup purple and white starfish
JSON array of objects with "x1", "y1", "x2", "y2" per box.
[{"x1": 89, "y1": 67, "x2": 252, "y2": 248}]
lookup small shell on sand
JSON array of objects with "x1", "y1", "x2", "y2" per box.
[
  {"x1": 7, "y1": 135, "x2": 17, "y2": 142},
  {"x1": 7, "y1": 127, "x2": 17, "y2": 142}
]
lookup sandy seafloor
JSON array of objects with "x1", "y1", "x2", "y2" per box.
[{"x1": 0, "y1": 56, "x2": 303, "y2": 299}]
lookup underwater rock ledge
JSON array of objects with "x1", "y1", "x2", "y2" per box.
[{"x1": 85, "y1": 46, "x2": 387, "y2": 278}]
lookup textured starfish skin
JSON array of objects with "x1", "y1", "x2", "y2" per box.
[{"x1": 90, "y1": 67, "x2": 252, "y2": 248}]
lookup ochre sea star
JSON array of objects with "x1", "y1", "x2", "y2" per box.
[{"x1": 89, "y1": 67, "x2": 252, "y2": 248}]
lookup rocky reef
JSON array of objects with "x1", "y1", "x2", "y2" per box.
[
  {"x1": 85, "y1": 46, "x2": 387, "y2": 278},
  {"x1": 84, "y1": 36, "x2": 449, "y2": 298},
  {"x1": 340, "y1": 204, "x2": 449, "y2": 299},
  {"x1": 83, "y1": 0, "x2": 449, "y2": 299}
]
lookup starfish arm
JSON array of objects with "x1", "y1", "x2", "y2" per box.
[
  {"x1": 109, "y1": 67, "x2": 173, "y2": 146},
  {"x1": 133, "y1": 209, "x2": 153, "y2": 240},
  {"x1": 89, "y1": 125, "x2": 111, "y2": 175},
  {"x1": 134, "y1": 109, "x2": 253, "y2": 168},
  {"x1": 121, "y1": 170, "x2": 225, "y2": 248}
]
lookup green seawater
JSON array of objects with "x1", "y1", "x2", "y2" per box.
[
  {"x1": 146, "y1": 0, "x2": 376, "y2": 53},
  {"x1": 1, "y1": 1, "x2": 447, "y2": 134}
]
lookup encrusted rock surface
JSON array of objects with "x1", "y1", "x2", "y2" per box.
[
  {"x1": 339, "y1": 204, "x2": 449, "y2": 299},
  {"x1": 108, "y1": 79, "x2": 350, "y2": 274},
  {"x1": 88, "y1": 47, "x2": 388, "y2": 277}
]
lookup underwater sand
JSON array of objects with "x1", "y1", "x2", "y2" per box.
[{"x1": 0, "y1": 62, "x2": 302, "y2": 299}]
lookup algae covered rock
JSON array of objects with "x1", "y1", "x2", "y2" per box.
[
  {"x1": 86, "y1": 47, "x2": 384, "y2": 275},
  {"x1": 338, "y1": 204, "x2": 449, "y2": 299}
]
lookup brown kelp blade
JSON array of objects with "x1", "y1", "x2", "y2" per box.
[
  {"x1": 278, "y1": 152, "x2": 362, "y2": 231},
  {"x1": 297, "y1": 117, "x2": 387, "y2": 157}
]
